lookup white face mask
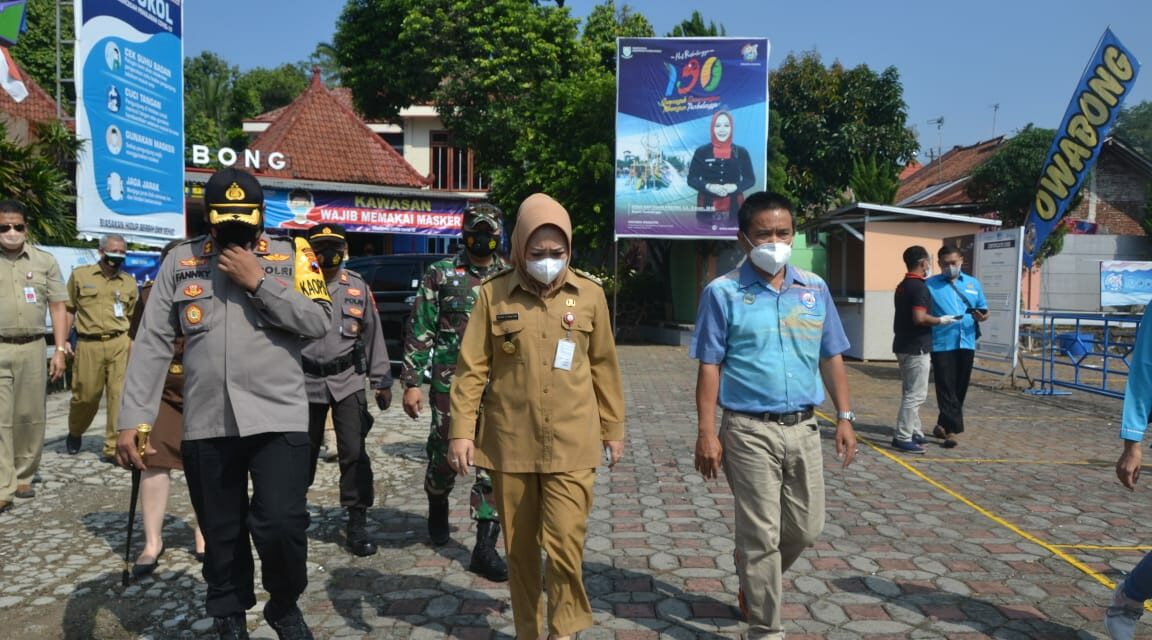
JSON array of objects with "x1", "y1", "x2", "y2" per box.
[
  {"x1": 923, "y1": 260, "x2": 933, "y2": 277},
  {"x1": 943, "y1": 264, "x2": 962, "y2": 280},
  {"x1": 743, "y1": 234, "x2": 791, "y2": 275},
  {"x1": 0, "y1": 230, "x2": 25, "y2": 251},
  {"x1": 526, "y1": 257, "x2": 567, "y2": 285}
]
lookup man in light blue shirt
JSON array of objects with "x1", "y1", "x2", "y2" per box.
[
  {"x1": 1106, "y1": 305, "x2": 1152, "y2": 640},
  {"x1": 926, "y1": 245, "x2": 988, "y2": 448},
  {"x1": 691, "y1": 191, "x2": 857, "y2": 640}
]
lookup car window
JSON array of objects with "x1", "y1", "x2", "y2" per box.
[{"x1": 371, "y1": 262, "x2": 420, "y2": 292}]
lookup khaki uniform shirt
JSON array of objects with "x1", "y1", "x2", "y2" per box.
[
  {"x1": 301, "y1": 269, "x2": 391, "y2": 403},
  {"x1": 449, "y1": 268, "x2": 626, "y2": 473},
  {"x1": 66, "y1": 264, "x2": 138, "y2": 335},
  {"x1": 0, "y1": 244, "x2": 68, "y2": 336},
  {"x1": 119, "y1": 235, "x2": 331, "y2": 439}
]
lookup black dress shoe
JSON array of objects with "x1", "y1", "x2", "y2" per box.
[
  {"x1": 214, "y1": 613, "x2": 250, "y2": 640},
  {"x1": 65, "y1": 435, "x2": 81, "y2": 455},
  {"x1": 132, "y1": 546, "x2": 164, "y2": 576},
  {"x1": 265, "y1": 604, "x2": 314, "y2": 640}
]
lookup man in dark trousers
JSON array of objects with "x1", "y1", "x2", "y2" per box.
[
  {"x1": 117, "y1": 168, "x2": 331, "y2": 640},
  {"x1": 301, "y1": 223, "x2": 392, "y2": 557}
]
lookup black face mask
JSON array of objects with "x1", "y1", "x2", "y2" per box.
[
  {"x1": 103, "y1": 255, "x2": 125, "y2": 269},
  {"x1": 317, "y1": 247, "x2": 344, "y2": 268},
  {"x1": 464, "y1": 231, "x2": 497, "y2": 257},
  {"x1": 213, "y1": 223, "x2": 261, "y2": 248}
]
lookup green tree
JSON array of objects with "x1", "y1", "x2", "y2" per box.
[
  {"x1": 305, "y1": 42, "x2": 344, "y2": 87},
  {"x1": 966, "y1": 124, "x2": 1074, "y2": 261},
  {"x1": 1114, "y1": 100, "x2": 1152, "y2": 157},
  {"x1": 8, "y1": 0, "x2": 74, "y2": 110},
  {"x1": 227, "y1": 64, "x2": 308, "y2": 146},
  {"x1": 0, "y1": 120, "x2": 81, "y2": 245},
  {"x1": 848, "y1": 153, "x2": 899, "y2": 203},
  {"x1": 184, "y1": 52, "x2": 239, "y2": 151},
  {"x1": 667, "y1": 10, "x2": 725, "y2": 37},
  {"x1": 582, "y1": 2, "x2": 653, "y2": 71},
  {"x1": 770, "y1": 51, "x2": 917, "y2": 217}
]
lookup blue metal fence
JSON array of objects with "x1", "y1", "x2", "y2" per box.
[{"x1": 1016, "y1": 311, "x2": 1140, "y2": 398}]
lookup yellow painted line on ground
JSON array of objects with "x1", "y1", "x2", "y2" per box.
[
  {"x1": 911, "y1": 458, "x2": 1098, "y2": 465},
  {"x1": 816, "y1": 410, "x2": 1122, "y2": 591},
  {"x1": 1052, "y1": 544, "x2": 1152, "y2": 551}
]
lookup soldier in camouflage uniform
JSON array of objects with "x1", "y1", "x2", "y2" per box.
[{"x1": 401, "y1": 204, "x2": 508, "y2": 582}]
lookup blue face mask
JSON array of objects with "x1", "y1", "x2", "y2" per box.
[{"x1": 944, "y1": 265, "x2": 962, "y2": 280}]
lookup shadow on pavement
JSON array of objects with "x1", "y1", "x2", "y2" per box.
[
  {"x1": 61, "y1": 568, "x2": 203, "y2": 639},
  {"x1": 832, "y1": 576, "x2": 1091, "y2": 638},
  {"x1": 585, "y1": 561, "x2": 740, "y2": 639}
]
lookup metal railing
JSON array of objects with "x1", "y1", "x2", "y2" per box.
[{"x1": 1015, "y1": 311, "x2": 1140, "y2": 399}]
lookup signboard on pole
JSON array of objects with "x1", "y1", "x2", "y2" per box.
[
  {"x1": 1021, "y1": 28, "x2": 1140, "y2": 267},
  {"x1": 75, "y1": 0, "x2": 184, "y2": 246},
  {"x1": 263, "y1": 189, "x2": 469, "y2": 236},
  {"x1": 614, "y1": 37, "x2": 769, "y2": 239},
  {"x1": 974, "y1": 227, "x2": 1025, "y2": 368},
  {"x1": 1101, "y1": 261, "x2": 1152, "y2": 307}
]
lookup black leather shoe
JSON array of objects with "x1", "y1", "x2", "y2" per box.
[
  {"x1": 469, "y1": 520, "x2": 508, "y2": 582},
  {"x1": 427, "y1": 496, "x2": 450, "y2": 545},
  {"x1": 132, "y1": 545, "x2": 164, "y2": 576},
  {"x1": 264, "y1": 604, "x2": 314, "y2": 640},
  {"x1": 214, "y1": 613, "x2": 250, "y2": 640},
  {"x1": 65, "y1": 435, "x2": 81, "y2": 455},
  {"x1": 346, "y1": 508, "x2": 378, "y2": 557}
]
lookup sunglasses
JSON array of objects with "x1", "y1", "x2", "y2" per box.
[{"x1": 0, "y1": 224, "x2": 26, "y2": 233}]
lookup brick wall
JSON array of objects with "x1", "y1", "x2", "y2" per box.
[{"x1": 1066, "y1": 151, "x2": 1150, "y2": 236}]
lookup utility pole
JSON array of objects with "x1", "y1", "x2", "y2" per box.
[
  {"x1": 991, "y1": 103, "x2": 1000, "y2": 138},
  {"x1": 927, "y1": 116, "x2": 944, "y2": 182},
  {"x1": 54, "y1": 0, "x2": 74, "y2": 122}
]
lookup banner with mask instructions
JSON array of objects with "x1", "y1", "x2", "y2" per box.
[
  {"x1": 263, "y1": 188, "x2": 469, "y2": 236},
  {"x1": 615, "y1": 37, "x2": 770, "y2": 239},
  {"x1": 74, "y1": 0, "x2": 184, "y2": 246}
]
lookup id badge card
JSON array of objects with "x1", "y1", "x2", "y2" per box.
[
  {"x1": 113, "y1": 302, "x2": 125, "y2": 318},
  {"x1": 553, "y1": 339, "x2": 575, "y2": 371},
  {"x1": 23, "y1": 287, "x2": 37, "y2": 304}
]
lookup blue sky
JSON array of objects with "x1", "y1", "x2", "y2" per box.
[{"x1": 184, "y1": 0, "x2": 1152, "y2": 159}]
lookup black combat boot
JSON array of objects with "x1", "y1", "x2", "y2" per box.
[
  {"x1": 213, "y1": 613, "x2": 250, "y2": 640},
  {"x1": 346, "y1": 507, "x2": 378, "y2": 557},
  {"x1": 469, "y1": 520, "x2": 508, "y2": 582},
  {"x1": 264, "y1": 602, "x2": 314, "y2": 640},
  {"x1": 428, "y1": 495, "x2": 450, "y2": 545}
]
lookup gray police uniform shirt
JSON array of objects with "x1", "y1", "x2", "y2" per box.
[
  {"x1": 301, "y1": 268, "x2": 391, "y2": 404},
  {"x1": 119, "y1": 235, "x2": 331, "y2": 439}
]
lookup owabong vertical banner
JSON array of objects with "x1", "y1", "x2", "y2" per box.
[
  {"x1": 615, "y1": 37, "x2": 769, "y2": 239},
  {"x1": 1021, "y1": 28, "x2": 1139, "y2": 267},
  {"x1": 75, "y1": 0, "x2": 184, "y2": 245}
]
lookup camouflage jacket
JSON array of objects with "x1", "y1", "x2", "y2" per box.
[{"x1": 400, "y1": 252, "x2": 508, "y2": 392}]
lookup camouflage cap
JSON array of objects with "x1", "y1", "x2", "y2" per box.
[{"x1": 463, "y1": 203, "x2": 503, "y2": 233}]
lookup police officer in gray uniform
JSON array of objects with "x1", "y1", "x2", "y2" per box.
[
  {"x1": 117, "y1": 168, "x2": 331, "y2": 640},
  {"x1": 301, "y1": 223, "x2": 392, "y2": 557}
]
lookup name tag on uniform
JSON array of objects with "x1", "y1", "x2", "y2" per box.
[
  {"x1": 113, "y1": 302, "x2": 125, "y2": 318},
  {"x1": 554, "y1": 339, "x2": 575, "y2": 371},
  {"x1": 23, "y1": 287, "x2": 37, "y2": 304}
]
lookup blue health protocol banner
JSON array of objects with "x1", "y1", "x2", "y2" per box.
[
  {"x1": 615, "y1": 37, "x2": 769, "y2": 239},
  {"x1": 1021, "y1": 28, "x2": 1140, "y2": 268},
  {"x1": 1101, "y1": 261, "x2": 1152, "y2": 307},
  {"x1": 75, "y1": 0, "x2": 183, "y2": 246},
  {"x1": 264, "y1": 189, "x2": 469, "y2": 236}
]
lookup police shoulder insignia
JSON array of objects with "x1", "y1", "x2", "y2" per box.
[
  {"x1": 572, "y1": 268, "x2": 602, "y2": 286},
  {"x1": 348, "y1": 287, "x2": 362, "y2": 297},
  {"x1": 264, "y1": 253, "x2": 290, "y2": 262},
  {"x1": 179, "y1": 256, "x2": 206, "y2": 267},
  {"x1": 256, "y1": 238, "x2": 269, "y2": 254},
  {"x1": 185, "y1": 303, "x2": 203, "y2": 325},
  {"x1": 202, "y1": 240, "x2": 214, "y2": 255},
  {"x1": 183, "y1": 284, "x2": 204, "y2": 297},
  {"x1": 340, "y1": 271, "x2": 349, "y2": 283},
  {"x1": 348, "y1": 306, "x2": 363, "y2": 318}
]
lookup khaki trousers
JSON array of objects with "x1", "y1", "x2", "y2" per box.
[
  {"x1": 0, "y1": 339, "x2": 48, "y2": 502},
  {"x1": 68, "y1": 334, "x2": 129, "y2": 456},
  {"x1": 721, "y1": 410, "x2": 825, "y2": 640},
  {"x1": 492, "y1": 468, "x2": 596, "y2": 639}
]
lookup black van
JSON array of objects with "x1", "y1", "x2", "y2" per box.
[{"x1": 345, "y1": 253, "x2": 451, "y2": 368}]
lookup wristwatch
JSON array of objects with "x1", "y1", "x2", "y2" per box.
[{"x1": 836, "y1": 410, "x2": 856, "y2": 423}]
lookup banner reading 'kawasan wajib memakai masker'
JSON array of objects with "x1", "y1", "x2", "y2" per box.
[
  {"x1": 1022, "y1": 28, "x2": 1139, "y2": 267},
  {"x1": 615, "y1": 37, "x2": 769, "y2": 239}
]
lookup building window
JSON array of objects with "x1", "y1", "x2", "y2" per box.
[
  {"x1": 381, "y1": 132, "x2": 404, "y2": 156},
  {"x1": 430, "y1": 130, "x2": 486, "y2": 191}
]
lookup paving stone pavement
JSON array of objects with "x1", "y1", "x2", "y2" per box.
[{"x1": 0, "y1": 344, "x2": 1146, "y2": 638}]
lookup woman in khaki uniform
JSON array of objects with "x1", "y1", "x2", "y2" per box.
[{"x1": 448, "y1": 193, "x2": 626, "y2": 640}]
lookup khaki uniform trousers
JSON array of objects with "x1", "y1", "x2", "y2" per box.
[
  {"x1": 721, "y1": 410, "x2": 825, "y2": 640},
  {"x1": 68, "y1": 334, "x2": 129, "y2": 456},
  {"x1": 0, "y1": 339, "x2": 48, "y2": 502},
  {"x1": 492, "y1": 468, "x2": 596, "y2": 639}
]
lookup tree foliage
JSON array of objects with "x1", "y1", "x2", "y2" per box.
[
  {"x1": 848, "y1": 153, "x2": 899, "y2": 203},
  {"x1": 770, "y1": 51, "x2": 917, "y2": 217},
  {"x1": 1114, "y1": 99, "x2": 1152, "y2": 157},
  {"x1": 667, "y1": 10, "x2": 725, "y2": 37},
  {"x1": 0, "y1": 120, "x2": 80, "y2": 245},
  {"x1": 7, "y1": 0, "x2": 74, "y2": 109}
]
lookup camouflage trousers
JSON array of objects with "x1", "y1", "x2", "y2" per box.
[{"x1": 425, "y1": 390, "x2": 498, "y2": 522}]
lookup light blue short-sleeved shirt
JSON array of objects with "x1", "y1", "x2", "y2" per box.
[
  {"x1": 926, "y1": 272, "x2": 987, "y2": 352},
  {"x1": 1121, "y1": 305, "x2": 1152, "y2": 442},
  {"x1": 690, "y1": 262, "x2": 850, "y2": 414}
]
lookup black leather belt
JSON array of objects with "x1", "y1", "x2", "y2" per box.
[
  {"x1": 0, "y1": 334, "x2": 43, "y2": 344},
  {"x1": 302, "y1": 354, "x2": 355, "y2": 377},
  {"x1": 77, "y1": 331, "x2": 125, "y2": 341},
  {"x1": 734, "y1": 407, "x2": 815, "y2": 426}
]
